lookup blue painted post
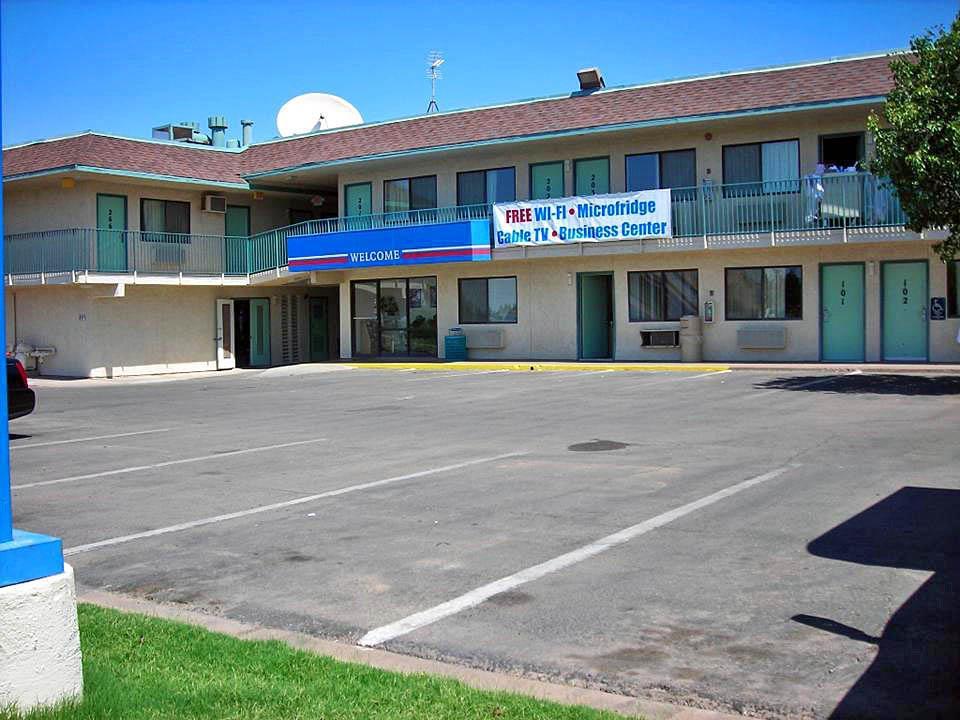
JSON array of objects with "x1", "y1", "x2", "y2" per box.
[
  {"x1": 1, "y1": 181, "x2": 11, "y2": 546},
  {"x1": 0, "y1": 129, "x2": 65, "y2": 587}
]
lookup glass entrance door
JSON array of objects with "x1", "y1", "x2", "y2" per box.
[
  {"x1": 351, "y1": 277, "x2": 438, "y2": 357},
  {"x1": 379, "y1": 279, "x2": 408, "y2": 355}
]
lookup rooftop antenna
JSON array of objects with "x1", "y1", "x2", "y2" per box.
[{"x1": 426, "y1": 51, "x2": 444, "y2": 113}]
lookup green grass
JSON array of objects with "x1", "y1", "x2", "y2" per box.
[{"x1": 4, "y1": 604, "x2": 623, "y2": 720}]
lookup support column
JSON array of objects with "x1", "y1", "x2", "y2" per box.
[{"x1": 0, "y1": 179, "x2": 83, "y2": 712}]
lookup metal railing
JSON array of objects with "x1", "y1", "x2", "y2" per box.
[{"x1": 3, "y1": 175, "x2": 908, "y2": 279}]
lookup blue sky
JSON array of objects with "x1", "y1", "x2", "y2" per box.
[{"x1": 1, "y1": 0, "x2": 957, "y2": 147}]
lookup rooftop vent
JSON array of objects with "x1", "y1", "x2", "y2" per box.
[{"x1": 576, "y1": 67, "x2": 605, "y2": 92}]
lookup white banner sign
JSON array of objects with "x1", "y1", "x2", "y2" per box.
[{"x1": 492, "y1": 189, "x2": 672, "y2": 248}]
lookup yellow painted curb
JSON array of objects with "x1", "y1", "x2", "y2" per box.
[{"x1": 346, "y1": 362, "x2": 730, "y2": 373}]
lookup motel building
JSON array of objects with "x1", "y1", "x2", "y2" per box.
[{"x1": 3, "y1": 52, "x2": 960, "y2": 378}]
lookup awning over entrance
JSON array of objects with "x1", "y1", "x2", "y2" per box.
[{"x1": 287, "y1": 218, "x2": 491, "y2": 272}]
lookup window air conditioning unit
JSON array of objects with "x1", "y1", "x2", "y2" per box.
[
  {"x1": 640, "y1": 330, "x2": 680, "y2": 348},
  {"x1": 203, "y1": 194, "x2": 227, "y2": 213}
]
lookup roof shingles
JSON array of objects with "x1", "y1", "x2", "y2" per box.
[{"x1": 3, "y1": 55, "x2": 894, "y2": 185}]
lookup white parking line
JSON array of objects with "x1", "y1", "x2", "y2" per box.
[
  {"x1": 13, "y1": 438, "x2": 328, "y2": 490},
  {"x1": 10, "y1": 428, "x2": 175, "y2": 450},
  {"x1": 358, "y1": 463, "x2": 797, "y2": 647},
  {"x1": 64, "y1": 451, "x2": 526, "y2": 556}
]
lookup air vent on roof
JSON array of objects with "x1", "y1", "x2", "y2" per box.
[{"x1": 577, "y1": 67, "x2": 605, "y2": 92}]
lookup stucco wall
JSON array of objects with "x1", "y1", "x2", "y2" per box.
[
  {"x1": 5, "y1": 283, "x2": 337, "y2": 377},
  {"x1": 333, "y1": 241, "x2": 960, "y2": 364},
  {"x1": 335, "y1": 106, "x2": 876, "y2": 214},
  {"x1": 3, "y1": 178, "x2": 312, "y2": 236}
]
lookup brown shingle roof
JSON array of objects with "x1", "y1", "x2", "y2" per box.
[{"x1": 3, "y1": 54, "x2": 894, "y2": 185}]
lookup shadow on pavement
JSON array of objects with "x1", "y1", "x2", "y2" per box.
[
  {"x1": 758, "y1": 374, "x2": 960, "y2": 396},
  {"x1": 8, "y1": 433, "x2": 31, "y2": 441},
  {"x1": 798, "y1": 487, "x2": 960, "y2": 719}
]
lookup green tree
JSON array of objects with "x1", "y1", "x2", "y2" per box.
[{"x1": 868, "y1": 14, "x2": 960, "y2": 262}]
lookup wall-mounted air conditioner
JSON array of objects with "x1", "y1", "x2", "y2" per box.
[
  {"x1": 640, "y1": 330, "x2": 680, "y2": 348},
  {"x1": 203, "y1": 194, "x2": 227, "y2": 213}
]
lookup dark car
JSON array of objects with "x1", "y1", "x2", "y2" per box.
[{"x1": 7, "y1": 357, "x2": 35, "y2": 420}]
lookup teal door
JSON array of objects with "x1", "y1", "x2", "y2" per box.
[
  {"x1": 225, "y1": 206, "x2": 250, "y2": 275},
  {"x1": 882, "y1": 261, "x2": 928, "y2": 361},
  {"x1": 309, "y1": 298, "x2": 329, "y2": 361},
  {"x1": 344, "y1": 183, "x2": 372, "y2": 230},
  {"x1": 249, "y1": 298, "x2": 271, "y2": 366},
  {"x1": 578, "y1": 273, "x2": 613, "y2": 359},
  {"x1": 821, "y1": 264, "x2": 865, "y2": 361},
  {"x1": 96, "y1": 194, "x2": 127, "y2": 271}
]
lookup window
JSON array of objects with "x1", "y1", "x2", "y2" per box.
[
  {"x1": 140, "y1": 198, "x2": 190, "y2": 242},
  {"x1": 458, "y1": 277, "x2": 518, "y2": 324},
  {"x1": 722, "y1": 139, "x2": 799, "y2": 194},
  {"x1": 949, "y1": 261, "x2": 960, "y2": 318},
  {"x1": 530, "y1": 161, "x2": 564, "y2": 200},
  {"x1": 574, "y1": 157, "x2": 610, "y2": 196},
  {"x1": 351, "y1": 277, "x2": 438, "y2": 357},
  {"x1": 626, "y1": 149, "x2": 696, "y2": 199},
  {"x1": 819, "y1": 133, "x2": 865, "y2": 169},
  {"x1": 457, "y1": 167, "x2": 516, "y2": 206},
  {"x1": 628, "y1": 270, "x2": 698, "y2": 322},
  {"x1": 383, "y1": 176, "x2": 437, "y2": 214},
  {"x1": 725, "y1": 266, "x2": 803, "y2": 320}
]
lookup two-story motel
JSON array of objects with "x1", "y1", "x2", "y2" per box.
[{"x1": 3, "y1": 52, "x2": 960, "y2": 377}]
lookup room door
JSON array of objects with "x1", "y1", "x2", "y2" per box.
[
  {"x1": 821, "y1": 263, "x2": 865, "y2": 362},
  {"x1": 224, "y1": 205, "x2": 250, "y2": 275},
  {"x1": 882, "y1": 261, "x2": 928, "y2": 362},
  {"x1": 578, "y1": 273, "x2": 614, "y2": 360},
  {"x1": 309, "y1": 297, "x2": 329, "y2": 361},
  {"x1": 96, "y1": 194, "x2": 127, "y2": 272},
  {"x1": 249, "y1": 298, "x2": 271, "y2": 366},
  {"x1": 215, "y1": 299, "x2": 236, "y2": 370}
]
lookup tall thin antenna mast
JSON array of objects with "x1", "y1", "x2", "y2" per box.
[{"x1": 426, "y1": 51, "x2": 444, "y2": 113}]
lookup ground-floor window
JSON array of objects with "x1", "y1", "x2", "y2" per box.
[
  {"x1": 458, "y1": 277, "x2": 518, "y2": 323},
  {"x1": 352, "y1": 277, "x2": 438, "y2": 356},
  {"x1": 628, "y1": 269, "x2": 698, "y2": 321},
  {"x1": 725, "y1": 266, "x2": 803, "y2": 320},
  {"x1": 949, "y1": 260, "x2": 959, "y2": 318}
]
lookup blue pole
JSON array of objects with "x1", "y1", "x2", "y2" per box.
[
  {"x1": 0, "y1": 79, "x2": 63, "y2": 586},
  {"x1": 0, "y1": 172, "x2": 10, "y2": 545}
]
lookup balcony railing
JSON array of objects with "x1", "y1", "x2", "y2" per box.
[{"x1": 3, "y1": 174, "x2": 908, "y2": 279}]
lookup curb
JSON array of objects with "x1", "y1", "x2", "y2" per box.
[
  {"x1": 346, "y1": 362, "x2": 731, "y2": 373},
  {"x1": 79, "y1": 589, "x2": 745, "y2": 720}
]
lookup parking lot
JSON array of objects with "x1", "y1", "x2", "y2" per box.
[{"x1": 9, "y1": 366, "x2": 960, "y2": 719}]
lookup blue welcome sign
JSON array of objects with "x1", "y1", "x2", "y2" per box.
[{"x1": 287, "y1": 219, "x2": 491, "y2": 272}]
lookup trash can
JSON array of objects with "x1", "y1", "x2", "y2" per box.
[
  {"x1": 444, "y1": 327, "x2": 467, "y2": 360},
  {"x1": 679, "y1": 315, "x2": 703, "y2": 363}
]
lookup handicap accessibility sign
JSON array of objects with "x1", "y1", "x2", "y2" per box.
[{"x1": 930, "y1": 297, "x2": 946, "y2": 321}]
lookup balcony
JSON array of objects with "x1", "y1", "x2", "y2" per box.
[{"x1": 3, "y1": 173, "x2": 919, "y2": 284}]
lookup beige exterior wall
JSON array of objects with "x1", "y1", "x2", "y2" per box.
[
  {"x1": 4, "y1": 283, "x2": 338, "y2": 378},
  {"x1": 331, "y1": 241, "x2": 960, "y2": 364},
  {"x1": 3, "y1": 177, "x2": 313, "y2": 236},
  {"x1": 335, "y1": 106, "x2": 876, "y2": 212}
]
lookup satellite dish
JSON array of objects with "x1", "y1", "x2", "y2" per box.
[{"x1": 276, "y1": 93, "x2": 364, "y2": 137}]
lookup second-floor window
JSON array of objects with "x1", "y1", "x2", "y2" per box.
[
  {"x1": 626, "y1": 149, "x2": 696, "y2": 200},
  {"x1": 141, "y1": 199, "x2": 190, "y2": 242},
  {"x1": 723, "y1": 139, "x2": 800, "y2": 195},
  {"x1": 457, "y1": 168, "x2": 516, "y2": 206},
  {"x1": 384, "y1": 176, "x2": 437, "y2": 214}
]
